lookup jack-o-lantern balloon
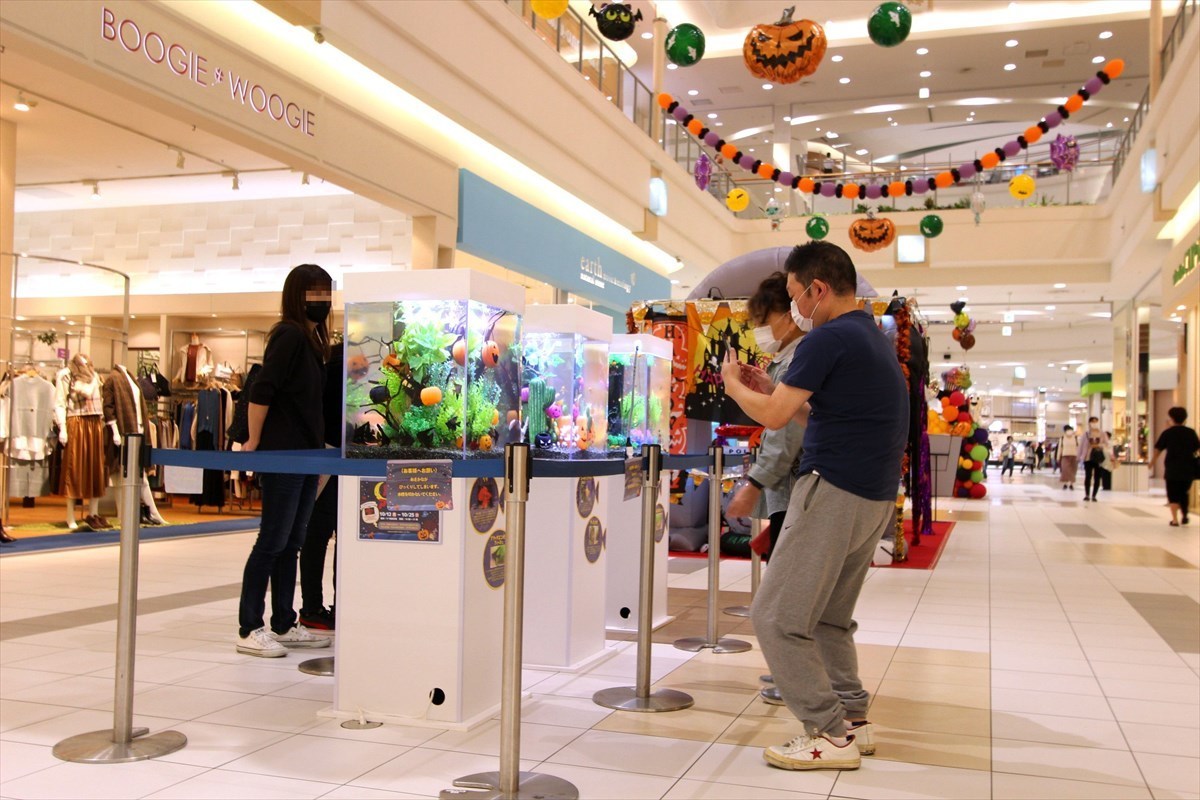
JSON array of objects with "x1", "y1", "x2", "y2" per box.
[
  {"x1": 848, "y1": 216, "x2": 896, "y2": 252},
  {"x1": 742, "y1": 6, "x2": 826, "y2": 84},
  {"x1": 590, "y1": 2, "x2": 643, "y2": 42}
]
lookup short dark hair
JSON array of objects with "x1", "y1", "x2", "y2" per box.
[
  {"x1": 748, "y1": 272, "x2": 791, "y2": 324},
  {"x1": 784, "y1": 241, "x2": 857, "y2": 296},
  {"x1": 1063, "y1": 425, "x2": 1073, "y2": 431},
  {"x1": 1168, "y1": 406, "x2": 1188, "y2": 424},
  {"x1": 1088, "y1": 416, "x2": 1099, "y2": 423}
]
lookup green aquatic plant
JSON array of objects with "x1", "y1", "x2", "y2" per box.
[
  {"x1": 395, "y1": 322, "x2": 455, "y2": 383},
  {"x1": 466, "y1": 379, "x2": 500, "y2": 441}
]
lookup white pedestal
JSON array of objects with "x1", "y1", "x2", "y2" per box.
[
  {"x1": 522, "y1": 475, "x2": 610, "y2": 671},
  {"x1": 602, "y1": 472, "x2": 672, "y2": 633},
  {"x1": 334, "y1": 474, "x2": 505, "y2": 729}
]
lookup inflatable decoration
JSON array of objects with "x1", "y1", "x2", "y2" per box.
[
  {"x1": 726, "y1": 187, "x2": 750, "y2": 212},
  {"x1": 531, "y1": 0, "x2": 569, "y2": 19},
  {"x1": 848, "y1": 214, "x2": 895, "y2": 252},
  {"x1": 764, "y1": 197, "x2": 785, "y2": 231},
  {"x1": 1050, "y1": 133, "x2": 1080, "y2": 172},
  {"x1": 919, "y1": 214, "x2": 943, "y2": 238},
  {"x1": 653, "y1": 57, "x2": 1125, "y2": 212},
  {"x1": 805, "y1": 215, "x2": 829, "y2": 240},
  {"x1": 867, "y1": 1, "x2": 912, "y2": 47},
  {"x1": 960, "y1": 332, "x2": 976, "y2": 350},
  {"x1": 931, "y1": 383, "x2": 989, "y2": 499},
  {"x1": 743, "y1": 6, "x2": 827, "y2": 84},
  {"x1": 1009, "y1": 173, "x2": 1036, "y2": 200},
  {"x1": 590, "y1": 2, "x2": 642, "y2": 41},
  {"x1": 950, "y1": 300, "x2": 976, "y2": 352},
  {"x1": 694, "y1": 153, "x2": 712, "y2": 191},
  {"x1": 666, "y1": 23, "x2": 706, "y2": 67},
  {"x1": 970, "y1": 189, "x2": 986, "y2": 226}
]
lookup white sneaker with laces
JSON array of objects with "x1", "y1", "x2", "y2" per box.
[
  {"x1": 237, "y1": 627, "x2": 287, "y2": 658},
  {"x1": 271, "y1": 624, "x2": 331, "y2": 648},
  {"x1": 764, "y1": 732, "x2": 860, "y2": 770},
  {"x1": 848, "y1": 721, "x2": 875, "y2": 755}
]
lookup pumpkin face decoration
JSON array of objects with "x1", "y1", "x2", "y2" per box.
[
  {"x1": 743, "y1": 6, "x2": 826, "y2": 84},
  {"x1": 590, "y1": 2, "x2": 643, "y2": 42},
  {"x1": 848, "y1": 216, "x2": 896, "y2": 252}
]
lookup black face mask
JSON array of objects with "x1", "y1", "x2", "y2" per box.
[{"x1": 305, "y1": 301, "x2": 331, "y2": 323}]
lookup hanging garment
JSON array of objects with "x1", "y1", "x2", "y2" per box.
[
  {"x1": 101, "y1": 366, "x2": 151, "y2": 473},
  {"x1": 178, "y1": 403, "x2": 196, "y2": 450},
  {"x1": 7, "y1": 374, "x2": 56, "y2": 461}
]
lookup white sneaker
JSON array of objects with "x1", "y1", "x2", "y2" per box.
[
  {"x1": 848, "y1": 721, "x2": 875, "y2": 755},
  {"x1": 237, "y1": 627, "x2": 287, "y2": 658},
  {"x1": 764, "y1": 732, "x2": 860, "y2": 770},
  {"x1": 271, "y1": 624, "x2": 331, "y2": 649}
]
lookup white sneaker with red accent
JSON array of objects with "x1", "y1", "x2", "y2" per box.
[
  {"x1": 848, "y1": 721, "x2": 875, "y2": 755},
  {"x1": 764, "y1": 732, "x2": 861, "y2": 771}
]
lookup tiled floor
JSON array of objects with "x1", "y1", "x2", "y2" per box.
[{"x1": 1, "y1": 473, "x2": 1198, "y2": 799}]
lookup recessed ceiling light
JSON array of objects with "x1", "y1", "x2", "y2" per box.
[
  {"x1": 1047, "y1": 362, "x2": 1055, "y2": 367},
  {"x1": 688, "y1": 89, "x2": 699, "y2": 96},
  {"x1": 916, "y1": 47, "x2": 929, "y2": 55},
  {"x1": 918, "y1": 87, "x2": 930, "y2": 99},
  {"x1": 855, "y1": 148, "x2": 869, "y2": 155},
  {"x1": 749, "y1": 148, "x2": 755, "y2": 153},
  {"x1": 707, "y1": 113, "x2": 718, "y2": 119},
  {"x1": 839, "y1": 77, "x2": 851, "y2": 84},
  {"x1": 1106, "y1": 121, "x2": 1113, "y2": 128},
  {"x1": 1092, "y1": 55, "x2": 1105, "y2": 64},
  {"x1": 1005, "y1": 39, "x2": 1019, "y2": 47},
  {"x1": 667, "y1": 63, "x2": 678, "y2": 70},
  {"x1": 670, "y1": 279, "x2": 680, "y2": 284},
  {"x1": 783, "y1": 115, "x2": 792, "y2": 121},
  {"x1": 826, "y1": 131, "x2": 839, "y2": 139},
  {"x1": 1099, "y1": 30, "x2": 1113, "y2": 39},
  {"x1": 1123, "y1": 116, "x2": 1130, "y2": 122},
  {"x1": 641, "y1": 31, "x2": 653, "y2": 40},
  {"x1": 1002, "y1": 325, "x2": 1013, "y2": 337},
  {"x1": 1004, "y1": 63, "x2": 1017, "y2": 71},
  {"x1": 886, "y1": 117, "x2": 893, "y2": 122},
  {"x1": 762, "y1": 83, "x2": 773, "y2": 90},
  {"x1": 815, "y1": 127, "x2": 821, "y2": 132},
  {"x1": 13, "y1": 93, "x2": 35, "y2": 112},
  {"x1": 1053, "y1": 282, "x2": 1067, "y2": 288},
  {"x1": 831, "y1": 54, "x2": 844, "y2": 62},
  {"x1": 715, "y1": 122, "x2": 723, "y2": 126},
  {"x1": 920, "y1": 70, "x2": 932, "y2": 78},
  {"x1": 1178, "y1": 305, "x2": 1188, "y2": 310},
  {"x1": 890, "y1": 121, "x2": 898, "y2": 126}
]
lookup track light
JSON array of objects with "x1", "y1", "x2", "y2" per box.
[
  {"x1": 13, "y1": 93, "x2": 36, "y2": 112},
  {"x1": 301, "y1": 172, "x2": 310, "y2": 185},
  {"x1": 175, "y1": 149, "x2": 186, "y2": 169},
  {"x1": 231, "y1": 173, "x2": 240, "y2": 190},
  {"x1": 86, "y1": 180, "x2": 101, "y2": 200}
]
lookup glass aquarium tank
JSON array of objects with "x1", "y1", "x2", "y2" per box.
[
  {"x1": 522, "y1": 305, "x2": 612, "y2": 459},
  {"x1": 343, "y1": 271, "x2": 523, "y2": 460},
  {"x1": 607, "y1": 334, "x2": 672, "y2": 451}
]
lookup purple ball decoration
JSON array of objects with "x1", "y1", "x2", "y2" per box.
[
  {"x1": 1050, "y1": 133, "x2": 1080, "y2": 172},
  {"x1": 704, "y1": 131, "x2": 721, "y2": 148},
  {"x1": 820, "y1": 182, "x2": 837, "y2": 197},
  {"x1": 1044, "y1": 111, "x2": 1062, "y2": 129},
  {"x1": 779, "y1": 171, "x2": 794, "y2": 186},
  {"x1": 520, "y1": 387, "x2": 530, "y2": 403},
  {"x1": 694, "y1": 153, "x2": 712, "y2": 191},
  {"x1": 1084, "y1": 76, "x2": 1104, "y2": 95},
  {"x1": 912, "y1": 181, "x2": 928, "y2": 194},
  {"x1": 672, "y1": 106, "x2": 689, "y2": 122},
  {"x1": 865, "y1": 184, "x2": 882, "y2": 200},
  {"x1": 974, "y1": 428, "x2": 989, "y2": 444},
  {"x1": 738, "y1": 155, "x2": 756, "y2": 170},
  {"x1": 1003, "y1": 140, "x2": 1022, "y2": 157},
  {"x1": 959, "y1": 162, "x2": 977, "y2": 180}
]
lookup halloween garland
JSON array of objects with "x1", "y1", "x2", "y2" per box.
[
  {"x1": 893, "y1": 301, "x2": 912, "y2": 561},
  {"x1": 656, "y1": 59, "x2": 1125, "y2": 206}
]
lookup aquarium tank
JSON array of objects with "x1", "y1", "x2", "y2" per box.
[
  {"x1": 522, "y1": 306, "x2": 611, "y2": 459},
  {"x1": 607, "y1": 334, "x2": 671, "y2": 451},
  {"x1": 344, "y1": 296, "x2": 521, "y2": 459}
]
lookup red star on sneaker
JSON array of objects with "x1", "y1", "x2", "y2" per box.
[{"x1": 809, "y1": 747, "x2": 823, "y2": 759}]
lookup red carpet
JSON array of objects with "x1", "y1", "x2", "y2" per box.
[{"x1": 885, "y1": 519, "x2": 956, "y2": 569}]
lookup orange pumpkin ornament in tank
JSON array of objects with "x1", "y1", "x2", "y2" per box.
[
  {"x1": 848, "y1": 215, "x2": 896, "y2": 252},
  {"x1": 743, "y1": 6, "x2": 826, "y2": 84},
  {"x1": 481, "y1": 340, "x2": 500, "y2": 368}
]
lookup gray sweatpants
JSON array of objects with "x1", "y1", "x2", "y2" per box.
[{"x1": 750, "y1": 473, "x2": 894, "y2": 738}]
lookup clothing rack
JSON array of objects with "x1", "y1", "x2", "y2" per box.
[{"x1": 167, "y1": 328, "x2": 267, "y2": 387}]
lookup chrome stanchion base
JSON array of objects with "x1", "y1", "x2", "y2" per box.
[
  {"x1": 441, "y1": 771, "x2": 579, "y2": 799},
  {"x1": 53, "y1": 728, "x2": 186, "y2": 763},
  {"x1": 298, "y1": 656, "x2": 334, "y2": 676},
  {"x1": 592, "y1": 686, "x2": 694, "y2": 712},
  {"x1": 341, "y1": 719, "x2": 383, "y2": 730},
  {"x1": 723, "y1": 605, "x2": 751, "y2": 617},
  {"x1": 673, "y1": 636, "x2": 753, "y2": 654}
]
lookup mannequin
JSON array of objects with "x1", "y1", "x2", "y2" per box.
[
  {"x1": 174, "y1": 333, "x2": 215, "y2": 386},
  {"x1": 102, "y1": 364, "x2": 167, "y2": 525},
  {"x1": 55, "y1": 354, "x2": 110, "y2": 530}
]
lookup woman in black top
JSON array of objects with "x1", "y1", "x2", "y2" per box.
[
  {"x1": 236, "y1": 264, "x2": 334, "y2": 657},
  {"x1": 1150, "y1": 407, "x2": 1200, "y2": 527}
]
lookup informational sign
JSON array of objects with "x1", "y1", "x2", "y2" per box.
[
  {"x1": 483, "y1": 530, "x2": 506, "y2": 588},
  {"x1": 576, "y1": 476, "x2": 597, "y2": 518},
  {"x1": 623, "y1": 457, "x2": 643, "y2": 501},
  {"x1": 358, "y1": 480, "x2": 440, "y2": 543},
  {"x1": 583, "y1": 516, "x2": 603, "y2": 563},
  {"x1": 56, "y1": 348, "x2": 69, "y2": 360},
  {"x1": 654, "y1": 503, "x2": 666, "y2": 543},
  {"x1": 163, "y1": 465, "x2": 203, "y2": 494},
  {"x1": 386, "y1": 460, "x2": 452, "y2": 511},
  {"x1": 469, "y1": 477, "x2": 501, "y2": 533}
]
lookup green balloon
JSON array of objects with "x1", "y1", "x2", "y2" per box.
[
  {"x1": 806, "y1": 216, "x2": 829, "y2": 240},
  {"x1": 970, "y1": 469, "x2": 984, "y2": 483},
  {"x1": 868, "y1": 2, "x2": 912, "y2": 47},
  {"x1": 919, "y1": 214, "x2": 944, "y2": 238},
  {"x1": 665, "y1": 23, "x2": 705, "y2": 67},
  {"x1": 969, "y1": 444, "x2": 987, "y2": 462}
]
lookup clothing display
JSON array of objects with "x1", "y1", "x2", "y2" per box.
[
  {"x1": 5, "y1": 373, "x2": 56, "y2": 462},
  {"x1": 101, "y1": 365, "x2": 152, "y2": 469},
  {"x1": 55, "y1": 365, "x2": 109, "y2": 500},
  {"x1": 174, "y1": 339, "x2": 215, "y2": 386}
]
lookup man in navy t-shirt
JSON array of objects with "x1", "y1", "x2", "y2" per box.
[{"x1": 722, "y1": 241, "x2": 908, "y2": 771}]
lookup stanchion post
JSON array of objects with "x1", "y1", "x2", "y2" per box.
[
  {"x1": 724, "y1": 447, "x2": 759, "y2": 618},
  {"x1": 674, "y1": 445, "x2": 751, "y2": 654},
  {"x1": 443, "y1": 444, "x2": 578, "y2": 800},
  {"x1": 53, "y1": 435, "x2": 187, "y2": 763},
  {"x1": 593, "y1": 445, "x2": 693, "y2": 713}
]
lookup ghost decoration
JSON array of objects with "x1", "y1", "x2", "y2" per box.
[
  {"x1": 590, "y1": 2, "x2": 643, "y2": 41},
  {"x1": 970, "y1": 190, "x2": 986, "y2": 226},
  {"x1": 1050, "y1": 134, "x2": 1080, "y2": 172}
]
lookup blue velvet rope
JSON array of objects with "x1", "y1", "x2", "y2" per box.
[{"x1": 148, "y1": 448, "x2": 716, "y2": 478}]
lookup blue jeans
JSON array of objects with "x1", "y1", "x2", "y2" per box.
[{"x1": 239, "y1": 472, "x2": 319, "y2": 637}]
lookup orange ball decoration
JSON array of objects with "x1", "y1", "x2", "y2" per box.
[
  {"x1": 888, "y1": 181, "x2": 905, "y2": 198},
  {"x1": 1024, "y1": 126, "x2": 1043, "y2": 145},
  {"x1": 757, "y1": 163, "x2": 775, "y2": 179},
  {"x1": 798, "y1": 177, "x2": 815, "y2": 193},
  {"x1": 1064, "y1": 94, "x2": 1084, "y2": 113},
  {"x1": 687, "y1": 119, "x2": 704, "y2": 136},
  {"x1": 843, "y1": 183, "x2": 860, "y2": 199},
  {"x1": 721, "y1": 143, "x2": 738, "y2": 160},
  {"x1": 481, "y1": 341, "x2": 501, "y2": 368},
  {"x1": 934, "y1": 172, "x2": 954, "y2": 189},
  {"x1": 1105, "y1": 58, "x2": 1124, "y2": 78},
  {"x1": 657, "y1": 93, "x2": 673, "y2": 109},
  {"x1": 420, "y1": 386, "x2": 443, "y2": 406},
  {"x1": 980, "y1": 152, "x2": 999, "y2": 169}
]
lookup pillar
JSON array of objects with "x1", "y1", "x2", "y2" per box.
[
  {"x1": 1, "y1": 119, "x2": 15, "y2": 370},
  {"x1": 650, "y1": 15, "x2": 666, "y2": 145},
  {"x1": 1149, "y1": 0, "x2": 1163, "y2": 101}
]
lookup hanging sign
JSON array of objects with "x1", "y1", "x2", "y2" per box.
[
  {"x1": 386, "y1": 460, "x2": 453, "y2": 511},
  {"x1": 623, "y1": 457, "x2": 643, "y2": 500}
]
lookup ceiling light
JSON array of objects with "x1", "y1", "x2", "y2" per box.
[
  {"x1": 1048, "y1": 362, "x2": 1055, "y2": 367},
  {"x1": 855, "y1": 148, "x2": 869, "y2": 156},
  {"x1": 667, "y1": 63, "x2": 678, "y2": 70},
  {"x1": 715, "y1": 122, "x2": 723, "y2": 126},
  {"x1": 825, "y1": 131, "x2": 839, "y2": 139},
  {"x1": 783, "y1": 115, "x2": 791, "y2": 121},
  {"x1": 13, "y1": 93, "x2": 36, "y2": 112},
  {"x1": 174, "y1": 149, "x2": 186, "y2": 169},
  {"x1": 886, "y1": 117, "x2": 893, "y2": 122},
  {"x1": 815, "y1": 127, "x2": 821, "y2": 132},
  {"x1": 748, "y1": 148, "x2": 755, "y2": 153},
  {"x1": 1045, "y1": 305, "x2": 1056, "y2": 310},
  {"x1": 1004, "y1": 63, "x2": 1016, "y2": 71},
  {"x1": 920, "y1": 70, "x2": 932, "y2": 78},
  {"x1": 1123, "y1": 116, "x2": 1130, "y2": 122},
  {"x1": 1099, "y1": 30, "x2": 1113, "y2": 39},
  {"x1": 831, "y1": 54, "x2": 844, "y2": 62},
  {"x1": 918, "y1": 87, "x2": 930, "y2": 99},
  {"x1": 956, "y1": 286, "x2": 969, "y2": 291},
  {"x1": 1053, "y1": 282, "x2": 1066, "y2": 288},
  {"x1": 890, "y1": 121, "x2": 898, "y2": 126},
  {"x1": 706, "y1": 113, "x2": 717, "y2": 119},
  {"x1": 1092, "y1": 55, "x2": 1105, "y2": 64},
  {"x1": 1106, "y1": 121, "x2": 1113, "y2": 128},
  {"x1": 688, "y1": 89, "x2": 699, "y2": 96},
  {"x1": 1177, "y1": 304, "x2": 1187, "y2": 310},
  {"x1": 231, "y1": 173, "x2": 240, "y2": 191},
  {"x1": 301, "y1": 172, "x2": 310, "y2": 185},
  {"x1": 916, "y1": 47, "x2": 928, "y2": 55},
  {"x1": 762, "y1": 83, "x2": 773, "y2": 90},
  {"x1": 89, "y1": 182, "x2": 101, "y2": 200},
  {"x1": 670, "y1": 279, "x2": 680, "y2": 284},
  {"x1": 1005, "y1": 39, "x2": 1019, "y2": 47},
  {"x1": 641, "y1": 31, "x2": 653, "y2": 40},
  {"x1": 839, "y1": 77, "x2": 851, "y2": 84},
  {"x1": 1002, "y1": 325, "x2": 1013, "y2": 337}
]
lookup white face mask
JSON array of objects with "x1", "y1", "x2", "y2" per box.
[
  {"x1": 791, "y1": 284, "x2": 821, "y2": 333},
  {"x1": 1089, "y1": 422, "x2": 1100, "y2": 430},
  {"x1": 752, "y1": 325, "x2": 780, "y2": 355}
]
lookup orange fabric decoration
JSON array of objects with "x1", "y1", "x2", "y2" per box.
[
  {"x1": 888, "y1": 181, "x2": 905, "y2": 197},
  {"x1": 721, "y1": 143, "x2": 738, "y2": 160},
  {"x1": 757, "y1": 163, "x2": 775, "y2": 179},
  {"x1": 1105, "y1": 59, "x2": 1124, "y2": 78},
  {"x1": 657, "y1": 93, "x2": 673, "y2": 109},
  {"x1": 934, "y1": 172, "x2": 953, "y2": 189},
  {"x1": 1064, "y1": 94, "x2": 1084, "y2": 113},
  {"x1": 980, "y1": 152, "x2": 999, "y2": 169},
  {"x1": 798, "y1": 177, "x2": 815, "y2": 193},
  {"x1": 1024, "y1": 126, "x2": 1042, "y2": 145},
  {"x1": 687, "y1": 119, "x2": 704, "y2": 136},
  {"x1": 843, "y1": 183, "x2": 860, "y2": 199}
]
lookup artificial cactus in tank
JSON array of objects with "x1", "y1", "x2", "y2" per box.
[{"x1": 524, "y1": 377, "x2": 555, "y2": 442}]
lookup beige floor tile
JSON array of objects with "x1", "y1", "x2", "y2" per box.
[
  {"x1": 1121, "y1": 721, "x2": 1200, "y2": 759},
  {"x1": 664, "y1": 777, "x2": 828, "y2": 799},
  {"x1": 991, "y1": 669, "x2": 1104, "y2": 696},
  {"x1": 529, "y1": 762, "x2": 678, "y2": 800},
  {"x1": 867, "y1": 697, "x2": 990, "y2": 738},
  {"x1": 991, "y1": 710, "x2": 1124, "y2": 749},
  {"x1": 594, "y1": 704, "x2": 739, "y2": 743},
  {"x1": 718, "y1": 715, "x2": 804, "y2": 748},
  {"x1": 1134, "y1": 753, "x2": 1200, "y2": 797},
  {"x1": 881, "y1": 661, "x2": 990, "y2": 688},
  {"x1": 991, "y1": 773, "x2": 1153, "y2": 799},
  {"x1": 682, "y1": 742, "x2": 840, "y2": 797},
  {"x1": 991, "y1": 687, "x2": 1115, "y2": 721},
  {"x1": 659, "y1": 661, "x2": 766, "y2": 692},
  {"x1": 870, "y1": 728, "x2": 991, "y2": 771},
  {"x1": 546, "y1": 729, "x2": 712, "y2": 778},
  {"x1": 873, "y1": 678, "x2": 990, "y2": 711},
  {"x1": 654, "y1": 684, "x2": 759, "y2": 716},
  {"x1": 829, "y1": 757, "x2": 991, "y2": 799},
  {"x1": 991, "y1": 737, "x2": 1146, "y2": 787},
  {"x1": 890, "y1": 647, "x2": 989, "y2": 669}
]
